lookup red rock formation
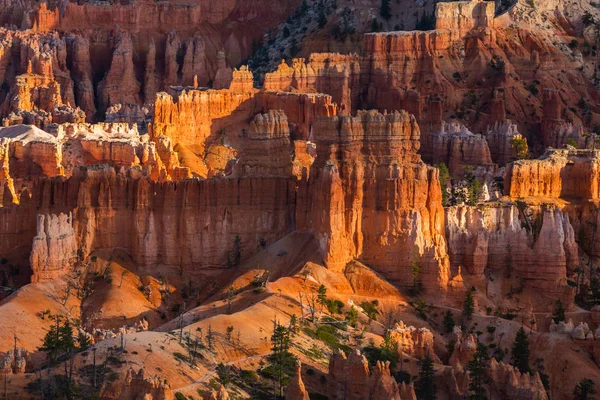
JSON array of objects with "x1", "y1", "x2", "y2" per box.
[
  {"x1": 505, "y1": 149, "x2": 600, "y2": 199},
  {"x1": 30, "y1": 212, "x2": 77, "y2": 282},
  {"x1": 388, "y1": 321, "x2": 441, "y2": 363},
  {"x1": 152, "y1": 89, "x2": 256, "y2": 147},
  {"x1": 487, "y1": 359, "x2": 549, "y2": 400},
  {"x1": 297, "y1": 110, "x2": 450, "y2": 292},
  {"x1": 263, "y1": 54, "x2": 361, "y2": 110},
  {"x1": 115, "y1": 368, "x2": 174, "y2": 400},
  {"x1": 1, "y1": 59, "x2": 84, "y2": 128},
  {"x1": 540, "y1": 89, "x2": 590, "y2": 149},
  {"x1": 213, "y1": 51, "x2": 233, "y2": 90},
  {"x1": 0, "y1": 124, "x2": 63, "y2": 192},
  {"x1": 98, "y1": 31, "x2": 141, "y2": 112},
  {"x1": 68, "y1": 35, "x2": 96, "y2": 121},
  {"x1": 234, "y1": 110, "x2": 293, "y2": 177},
  {"x1": 228, "y1": 66, "x2": 254, "y2": 94},
  {"x1": 0, "y1": 165, "x2": 297, "y2": 281},
  {"x1": 30, "y1": 3, "x2": 59, "y2": 33},
  {"x1": 202, "y1": 385, "x2": 229, "y2": 400},
  {"x1": 181, "y1": 36, "x2": 209, "y2": 87},
  {"x1": 448, "y1": 329, "x2": 478, "y2": 369},
  {"x1": 256, "y1": 91, "x2": 337, "y2": 140},
  {"x1": 326, "y1": 350, "x2": 415, "y2": 400},
  {"x1": 285, "y1": 361, "x2": 309, "y2": 400},
  {"x1": 435, "y1": 0, "x2": 496, "y2": 32},
  {"x1": 0, "y1": 348, "x2": 28, "y2": 374},
  {"x1": 430, "y1": 121, "x2": 495, "y2": 177},
  {"x1": 445, "y1": 204, "x2": 577, "y2": 305},
  {"x1": 144, "y1": 38, "x2": 158, "y2": 103},
  {"x1": 484, "y1": 121, "x2": 522, "y2": 165}
]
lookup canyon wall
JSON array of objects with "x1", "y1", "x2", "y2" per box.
[
  {"x1": 505, "y1": 149, "x2": 600, "y2": 200},
  {"x1": 3, "y1": 166, "x2": 297, "y2": 280},
  {"x1": 445, "y1": 204, "x2": 577, "y2": 304},
  {"x1": 297, "y1": 110, "x2": 451, "y2": 292}
]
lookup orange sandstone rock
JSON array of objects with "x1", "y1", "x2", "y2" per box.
[
  {"x1": 297, "y1": 110, "x2": 450, "y2": 292},
  {"x1": 98, "y1": 31, "x2": 141, "y2": 111},
  {"x1": 285, "y1": 361, "x2": 310, "y2": 400}
]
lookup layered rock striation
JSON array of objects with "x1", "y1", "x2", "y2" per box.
[
  {"x1": 445, "y1": 204, "x2": 577, "y2": 303},
  {"x1": 297, "y1": 110, "x2": 451, "y2": 292}
]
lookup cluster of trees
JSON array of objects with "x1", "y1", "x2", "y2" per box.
[
  {"x1": 34, "y1": 314, "x2": 95, "y2": 398},
  {"x1": 435, "y1": 163, "x2": 484, "y2": 207}
]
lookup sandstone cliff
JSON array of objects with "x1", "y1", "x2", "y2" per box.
[
  {"x1": 505, "y1": 149, "x2": 600, "y2": 199},
  {"x1": 4, "y1": 165, "x2": 296, "y2": 281},
  {"x1": 30, "y1": 213, "x2": 77, "y2": 282},
  {"x1": 445, "y1": 204, "x2": 577, "y2": 305},
  {"x1": 297, "y1": 110, "x2": 451, "y2": 292},
  {"x1": 327, "y1": 350, "x2": 414, "y2": 400}
]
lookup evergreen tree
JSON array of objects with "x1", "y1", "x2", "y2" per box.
[
  {"x1": 464, "y1": 169, "x2": 483, "y2": 206},
  {"x1": 379, "y1": 332, "x2": 399, "y2": 368},
  {"x1": 410, "y1": 255, "x2": 422, "y2": 295},
  {"x1": 317, "y1": 284, "x2": 327, "y2": 311},
  {"x1": 370, "y1": 18, "x2": 381, "y2": 33},
  {"x1": 467, "y1": 342, "x2": 489, "y2": 400},
  {"x1": 346, "y1": 306, "x2": 359, "y2": 328},
  {"x1": 552, "y1": 299, "x2": 566, "y2": 323},
  {"x1": 573, "y1": 379, "x2": 597, "y2": 400},
  {"x1": 415, "y1": 353, "x2": 437, "y2": 400},
  {"x1": 380, "y1": 0, "x2": 391, "y2": 20},
  {"x1": 463, "y1": 288, "x2": 475, "y2": 322},
  {"x1": 511, "y1": 327, "x2": 530, "y2": 374},
  {"x1": 289, "y1": 314, "x2": 298, "y2": 333},
  {"x1": 443, "y1": 310, "x2": 455, "y2": 333},
  {"x1": 299, "y1": 0, "x2": 308, "y2": 14},
  {"x1": 435, "y1": 163, "x2": 451, "y2": 206},
  {"x1": 216, "y1": 363, "x2": 231, "y2": 387},
  {"x1": 40, "y1": 316, "x2": 61, "y2": 365},
  {"x1": 269, "y1": 322, "x2": 297, "y2": 397},
  {"x1": 318, "y1": 7, "x2": 328, "y2": 28}
]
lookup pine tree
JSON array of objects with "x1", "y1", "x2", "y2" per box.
[
  {"x1": 216, "y1": 363, "x2": 231, "y2": 387},
  {"x1": 346, "y1": 306, "x2": 359, "y2": 327},
  {"x1": 436, "y1": 163, "x2": 451, "y2": 205},
  {"x1": 269, "y1": 322, "x2": 296, "y2": 397},
  {"x1": 370, "y1": 18, "x2": 380, "y2": 33},
  {"x1": 289, "y1": 314, "x2": 298, "y2": 333},
  {"x1": 410, "y1": 255, "x2": 422, "y2": 295},
  {"x1": 573, "y1": 379, "x2": 597, "y2": 400},
  {"x1": 463, "y1": 288, "x2": 475, "y2": 322},
  {"x1": 415, "y1": 353, "x2": 437, "y2": 400},
  {"x1": 380, "y1": 0, "x2": 391, "y2": 20},
  {"x1": 443, "y1": 310, "x2": 455, "y2": 333},
  {"x1": 467, "y1": 342, "x2": 489, "y2": 400},
  {"x1": 317, "y1": 284, "x2": 327, "y2": 311},
  {"x1": 552, "y1": 299, "x2": 566, "y2": 323},
  {"x1": 379, "y1": 332, "x2": 399, "y2": 367},
  {"x1": 511, "y1": 327, "x2": 530, "y2": 374},
  {"x1": 40, "y1": 316, "x2": 61, "y2": 365}
]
